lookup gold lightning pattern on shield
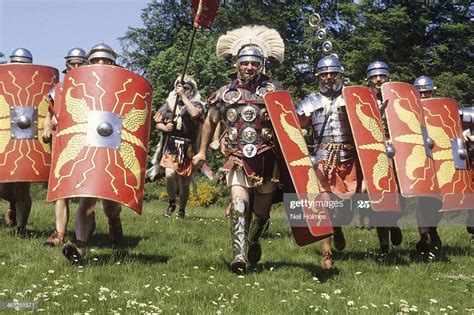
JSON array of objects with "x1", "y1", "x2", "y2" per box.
[
  {"x1": 424, "y1": 104, "x2": 470, "y2": 204},
  {"x1": 424, "y1": 105, "x2": 454, "y2": 188},
  {"x1": 391, "y1": 90, "x2": 436, "y2": 189},
  {"x1": 0, "y1": 94, "x2": 11, "y2": 155},
  {"x1": 273, "y1": 101, "x2": 311, "y2": 165},
  {"x1": 53, "y1": 77, "x2": 149, "y2": 204},
  {"x1": 352, "y1": 92, "x2": 393, "y2": 193},
  {"x1": 273, "y1": 100, "x2": 323, "y2": 226},
  {"x1": 0, "y1": 71, "x2": 54, "y2": 174}
]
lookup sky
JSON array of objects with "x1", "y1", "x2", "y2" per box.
[{"x1": 0, "y1": 0, "x2": 150, "y2": 74}]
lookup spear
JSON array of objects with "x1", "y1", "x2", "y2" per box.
[
  {"x1": 168, "y1": 0, "x2": 220, "y2": 123},
  {"x1": 162, "y1": 0, "x2": 220, "y2": 151}
]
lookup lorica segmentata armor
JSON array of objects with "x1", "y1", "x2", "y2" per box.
[{"x1": 298, "y1": 92, "x2": 355, "y2": 165}]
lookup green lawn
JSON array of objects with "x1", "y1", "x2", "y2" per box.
[{"x1": 0, "y1": 195, "x2": 473, "y2": 314}]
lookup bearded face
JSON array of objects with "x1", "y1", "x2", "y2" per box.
[
  {"x1": 318, "y1": 72, "x2": 343, "y2": 94},
  {"x1": 369, "y1": 74, "x2": 389, "y2": 91}
]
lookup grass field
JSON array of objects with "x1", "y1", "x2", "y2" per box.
[{"x1": 0, "y1": 190, "x2": 473, "y2": 314}]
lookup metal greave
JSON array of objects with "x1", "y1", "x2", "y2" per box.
[{"x1": 230, "y1": 197, "x2": 248, "y2": 262}]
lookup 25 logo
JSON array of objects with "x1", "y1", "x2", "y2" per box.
[{"x1": 356, "y1": 200, "x2": 371, "y2": 209}]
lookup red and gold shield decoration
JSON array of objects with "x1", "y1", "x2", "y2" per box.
[
  {"x1": 421, "y1": 98, "x2": 474, "y2": 211},
  {"x1": 264, "y1": 91, "x2": 333, "y2": 246},
  {"x1": 0, "y1": 64, "x2": 58, "y2": 182},
  {"x1": 47, "y1": 65, "x2": 153, "y2": 213},
  {"x1": 381, "y1": 82, "x2": 441, "y2": 199},
  {"x1": 343, "y1": 86, "x2": 400, "y2": 212}
]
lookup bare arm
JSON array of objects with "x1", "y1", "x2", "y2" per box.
[
  {"x1": 176, "y1": 86, "x2": 201, "y2": 118},
  {"x1": 153, "y1": 111, "x2": 173, "y2": 133},
  {"x1": 42, "y1": 111, "x2": 53, "y2": 144},
  {"x1": 209, "y1": 121, "x2": 222, "y2": 150},
  {"x1": 192, "y1": 106, "x2": 220, "y2": 167}
]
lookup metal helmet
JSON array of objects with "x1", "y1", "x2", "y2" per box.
[
  {"x1": 366, "y1": 61, "x2": 390, "y2": 79},
  {"x1": 65, "y1": 47, "x2": 87, "y2": 61},
  {"x1": 9, "y1": 48, "x2": 33, "y2": 63},
  {"x1": 87, "y1": 43, "x2": 117, "y2": 63},
  {"x1": 315, "y1": 55, "x2": 343, "y2": 76},
  {"x1": 236, "y1": 45, "x2": 264, "y2": 83},
  {"x1": 413, "y1": 76, "x2": 435, "y2": 92},
  {"x1": 236, "y1": 45, "x2": 264, "y2": 65}
]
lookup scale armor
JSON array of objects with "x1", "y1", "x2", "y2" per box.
[{"x1": 211, "y1": 80, "x2": 278, "y2": 159}]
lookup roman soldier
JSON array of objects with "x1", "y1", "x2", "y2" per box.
[
  {"x1": 192, "y1": 25, "x2": 284, "y2": 273},
  {"x1": 297, "y1": 55, "x2": 360, "y2": 267},
  {"x1": 61, "y1": 43, "x2": 124, "y2": 262},
  {"x1": 414, "y1": 75, "x2": 436, "y2": 99},
  {"x1": 154, "y1": 75, "x2": 204, "y2": 218},
  {"x1": 0, "y1": 48, "x2": 35, "y2": 235},
  {"x1": 43, "y1": 47, "x2": 89, "y2": 247},
  {"x1": 366, "y1": 61, "x2": 403, "y2": 256}
]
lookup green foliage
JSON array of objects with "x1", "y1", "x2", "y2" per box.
[{"x1": 188, "y1": 177, "x2": 222, "y2": 207}]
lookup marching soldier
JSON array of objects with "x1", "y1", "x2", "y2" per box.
[
  {"x1": 366, "y1": 61, "x2": 403, "y2": 256},
  {"x1": 43, "y1": 47, "x2": 89, "y2": 247},
  {"x1": 412, "y1": 75, "x2": 443, "y2": 253},
  {"x1": 413, "y1": 76, "x2": 436, "y2": 99},
  {"x1": 0, "y1": 48, "x2": 35, "y2": 235},
  {"x1": 297, "y1": 55, "x2": 360, "y2": 268},
  {"x1": 154, "y1": 75, "x2": 204, "y2": 218},
  {"x1": 62, "y1": 43, "x2": 124, "y2": 262},
  {"x1": 421, "y1": 77, "x2": 474, "y2": 243},
  {"x1": 193, "y1": 25, "x2": 285, "y2": 273}
]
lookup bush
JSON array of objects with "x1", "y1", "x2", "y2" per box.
[{"x1": 188, "y1": 179, "x2": 220, "y2": 207}]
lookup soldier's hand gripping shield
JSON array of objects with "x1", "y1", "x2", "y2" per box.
[
  {"x1": 421, "y1": 98, "x2": 474, "y2": 211},
  {"x1": 381, "y1": 82, "x2": 442, "y2": 210},
  {"x1": 264, "y1": 91, "x2": 333, "y2": 246},
  {"x1": 47, "y1": 65, "x2": 153, "y2": 213},
  {"x1": 0, "y1": 63, "x2": 59, "y2": 182},
  {"x1": 343, "y1": 86, "x2": 400, "y2": 212}
]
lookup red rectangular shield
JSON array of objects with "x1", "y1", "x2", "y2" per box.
[
  {"x1": 47, "y1": 65, "x2": 153, "y2": 214},
  {"x1": 343, "y1": 86, "x2": 400, "y2": 212},
  {"x1": 382, "y1": 82, "x2": 441, "y2": 199},
  {"x1": 264, "y1": 91, "x2": 333, "y2": 246},
  {"x1": 0, "y1": 64, "x2": 59, "y2": 182},
  {"x1": 422, "y1": 98, "x2": 474, "y2": 211}
]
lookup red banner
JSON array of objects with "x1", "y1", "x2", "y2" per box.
[{"x1": 192, "y1": 0, "x2": 220, "y2": 28}]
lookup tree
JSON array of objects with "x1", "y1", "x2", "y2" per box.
[
  {"x1": 119, "y1": 0, "x2": 194, "y2": 74},
  {"x1": 120, "y1": 0, "x2": 473, "y2": 158},
  {"x1": 335, "y1": 1, "x2": 472, "y2": 103}
]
